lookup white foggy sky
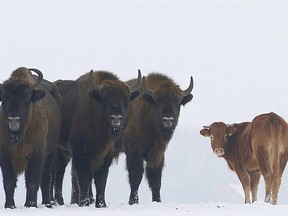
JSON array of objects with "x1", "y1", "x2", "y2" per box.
[{"x1": 1, "y1": 1, "x2": 288, "y2": 129}]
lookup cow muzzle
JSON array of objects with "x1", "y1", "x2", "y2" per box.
[
  {"x1": 8, "y1": 117, "x2": 21, "y2": 132},
  {"x1": 213, "y1": 148, "x2": 225, "y2": 157}
]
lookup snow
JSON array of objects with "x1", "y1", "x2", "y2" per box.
[{"x1": 1, "y1": 0, "x2": 288, "y2": 215}]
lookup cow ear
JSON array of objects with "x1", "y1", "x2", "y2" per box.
[
  {"x1": 142, "y1": 94, "x2": 155, "y2": 104},
  {"x1": 200, "y1": 128, "x2": 210, "y2": 137},
  {"x1": 0, "y1": 87, "x2": 2, "y2": 102},
  {"x1": 227, "y1": 127, "x2": 238, "y2": 136},
  {"x1": 181, "y1": 94, "x2": 193, "y2": 106},
  {"x1": 130, "y1": 90, "x2": 140, "y2": 101},
  {"x1": 89, "y1": 90, "x2": 102, "y2": 102},
  {"x1": 31, "y1": 90, "x2": 45, "y2": 102}
]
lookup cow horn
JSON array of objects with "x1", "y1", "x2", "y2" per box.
[
  {"x1": 142, "y1": 76, "x2": 154, "y2": 97},
  {"x1": 203, "y1": 126, "x2": 210, "y2": 129},
  {"x1": 28, "y1": 68, "x2": 43, "y2": 89},
  {"x1": 89, "y1": 70, "x2": 102, "y2": 93},
  {"x1": 182, "y1": 76, "x2": 194, "y2": 97},
  {"x1": 128, "y1": 69, "x2": 142, "y2": 93}
]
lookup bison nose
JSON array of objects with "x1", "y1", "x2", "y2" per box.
[
  {"x1": 162, "y1": 117, "x2": 174, "y2": 128},
  {"x1": 8, "y1": 117, "x2": 21, "y2": 132},
  {"x1": 213, "y1": 148, "x2": 225, "y2": 157},
  {"x1": 110, "y1": 114, "x2": 123, "y2": 128}
]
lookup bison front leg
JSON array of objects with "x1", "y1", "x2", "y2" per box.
[
  {"x1": 93, "y1": 157, "x2": 113, "y2": 208},
  {"x1": 41, "y1": 152, "x2": 57, "y2": 208},
  {"x1": 1, "y1": 157, "x2": 17, "y2": 209},
  {"x1": 54, "y1": 149, "x2": 70, "y2": 205},
  {"x1": 146, "y1": 161, "x2": 164, "y2": 202},
  {"x1": 126, "y1": 153, "x2": 144, "y2": 205},
  {"x1": 72, "y1": 157, "x2": 92, "y2": 207},
  {"x1": 25, "y1": 153, "x2": 45, "y2": 208}
]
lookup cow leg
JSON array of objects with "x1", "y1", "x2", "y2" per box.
[
  {"x1": 25, "y1": 153, "x2": 45, "y2": 208},
  {"x1": 41, "y1": 151, "x2": 56, "y2": 208},
  {"x1": 72, "y1": 155, "x2": 92, "y2": 207},
  {"x1": 1, "y1": 157, "x2": 17, "y2": 209},
  {"x1": 249, "y1": 170, "x2": 260, "y2": 203},
  {"x1": 126, "y1": 153, "x2": 144, "y2": 205},
  {"x1": 146, "y1": 160, "x2": 164, "y2": 202},
  {"x1": 235, "y1": 168, "x2": 251, "y2": 203},
  {"x1": 93, "y1": 156, "x2": 113, "y2": 208}
]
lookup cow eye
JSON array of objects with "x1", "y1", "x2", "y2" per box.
[{"x1": 210, "y1": 135, "x2": 214, "y2": 141}]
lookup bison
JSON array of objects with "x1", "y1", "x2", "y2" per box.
[
  {"x1": 53, "y1": 70, "x2": 142, "y2": 207},
  {"x1": 0, "y1": 67, "x2": 61, "y2": 208},
  {"x1": 200, "y1": 112, "x2": 288, "y2": 204},
  {"x1": 119, "y1": 73, "x2": 193, "y2": 205}
]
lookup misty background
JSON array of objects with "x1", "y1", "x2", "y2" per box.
[{"x1": 1, "y1": 1, "x2": 288, "y2": 205}]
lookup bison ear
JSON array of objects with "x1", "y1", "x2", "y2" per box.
[
  {"x1": 227, "y1": 127, "x2": 238, "y2": 136},
  {"x1": 89, "y1": 90, "x2": 102, "y2": 102},
  {"x1": 200, "y1": 128, "x2": 210, "y2": 137},
  {"x1": 130, "y1": 90, "x2": 140, "y2": 101},
  {"x1": 181, "y1": 94, "x2": 193, "y2": 106},
  {"x1": 31, "y1": 90, "x2": 45, "y2": 102},
  {"x1": 142, "y1": 94, "x2": 155, "y2": 104}
]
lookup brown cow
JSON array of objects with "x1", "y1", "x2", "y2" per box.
[{"x1": 200, "y1": 112, "x2": 288, "y2": 204}]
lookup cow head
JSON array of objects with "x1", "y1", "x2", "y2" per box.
[
  {"x1": 200, "y1": 122, "x2": 238, "y2": 157},
  {"x1": 89, "y1": 70, "x2": 141, "y2": 139},
  {"x1": 0, "y1": 68, "x2": 45, "y2": 144},
  {"x1": 142, "y1": 75, "x2": 193, "y2": 138}
]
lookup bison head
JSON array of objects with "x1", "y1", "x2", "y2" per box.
[
  {"x1": 0, "y1": 68, "x2": 45, "y2": 144},
  {"x1": 142, "y1": 74, "x2": 193, "y2": 139},
  {"x1": 89, "y1": 70, "x2": 141, "y2": 139},
  {"x1": 200, "y1": 123, "x2": 238, "y2": 157}
]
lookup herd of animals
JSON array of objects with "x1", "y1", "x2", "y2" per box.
[{"x1": 0, "y1": 67, "x2": 286, "y2": 209}]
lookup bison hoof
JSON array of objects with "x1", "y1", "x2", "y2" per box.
[
  {"x1": 79, "y1": 198, "x2": 90, "y2": 207},
  {"x1": 129, "y1": 197, "x2": 139, "y2": 205},
  {"x1": 55, "y1": 197, "x2": 64, "y2": 206},
  {"x1": 95, "y1": 200, "x2": 106, "y2": 208},
  {"x1": 25, "y1": 201, "x2": 37, "y2": 208},
  {"x1": 5, "y1": 204, "x2": 16, "y2": 209},
  {"x1": 89, "y1": 197, "x2": 95, "y2": 204}
]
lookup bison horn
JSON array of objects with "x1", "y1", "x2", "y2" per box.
[
  {"x1": 182, "y1": 76, "x2": 194, "y2": 97},
  {"x1": 142, "y1": 76, "x2": 154, "y2": 97},
  {"x1": 28, "y1": 68, "x2": 43, "y2": 89},
  {"x1": 128, "y1": 69, "x2": 142, "y2": 93},
  {"x1": 89, "y1": 70, "x2": 102, "y2": 93}
]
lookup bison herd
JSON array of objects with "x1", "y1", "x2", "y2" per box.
[{"x1": 0, "y1": 67, "x2": 287, "y2": 208}]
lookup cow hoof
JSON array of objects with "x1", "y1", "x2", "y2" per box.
[{"x1": 79, "y1": 198, "x2": 90, "y2": 207}]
